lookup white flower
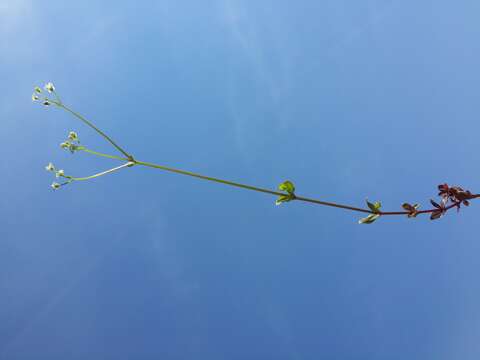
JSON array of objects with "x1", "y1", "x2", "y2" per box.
[
  {"x1": 55, "y1": 169, "x2": 65, "y2": 178},
  {"x1": 60, "y1": 141, "x2": 78, "y2": 153},
  {"x1": 51, "y1": 182, "x2": 61, "y2": 190},
  {"x1": 34, "y1": 86, "x2": 42, "y2": 93},
  {"x1": 43, "y1": 99, "x2": 51, "y2": 106},
  {"x1": 45, "y1": 162, "x2": 55, "y2": 172},
  {"x1": 32, "y1": 93, "x2": 39, "y2": 101},
  {"x1": 44, "y1": 82, "x2": 55, "y2": 93},
  {"x1": 68, "y1": 131, "x2": 78, "y2": 141}
]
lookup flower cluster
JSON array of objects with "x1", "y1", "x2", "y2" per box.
[
  {"x1": 43, "y1": 131, "x2": 82, "y2": 189},
  {"x1": 60, "y1": 131, "x2": 81, "y2": 153},
  {"x1": 45, "y1": 162, "x2": 71, "y2": 190},
  {"x1": 32, "y1": 82, "x2": 59, "y2": 107}
]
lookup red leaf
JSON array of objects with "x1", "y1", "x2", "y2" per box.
[
  {"x1": 402, "y1": 203, "x2": 414, "y2": 211},
  {"x1": 430, "y1": 211, "x2": 443, "y2": 220}
]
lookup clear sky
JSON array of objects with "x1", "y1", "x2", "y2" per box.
[{"x1": 2, "y1": 1, "x2": 480, "y2": 359}]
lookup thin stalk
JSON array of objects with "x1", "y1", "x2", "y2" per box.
[
  {"x1": 294, "y1": 196, "x2": 373, "y2": 214},
  {"x1": 135, "y1": 160, "x2": 377, "y2": 214},
  {"x1": 135, "y1": 160, "x2": 284, "y2": 196},
  {"x1": 78, "y1": 150, "x2": 473, "y2": 217},
  {"x1": 46, "y1": 92, "x2": 477, "y2": 221},
  {"x1": 53, "y1": 90, "x2": 62, "y2": 105},
  {"x1": 56, "y1": 102, "x2": 132, "y2": 159},
  {"x1": 70, "y1": 162, "x2": 134, "y2": 181},
  {"x1": 55, "y1": 102, "x2": 370, "y2": 211},
  {"x1": 78, "y1": 147, "x2": 129, "y2": 161},
  {"x1": 135, "y1": 160, "x2": 477, "y2": 217},
  {"x1": 379, "y1": 201, "x2": 461, "y2": 216}
]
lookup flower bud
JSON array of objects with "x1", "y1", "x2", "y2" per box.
[
  {"x1": 44, "y1": 82, "x2": 55, "y2": 93},
  {"x1": 51, "y1": 182, "x2": 61, "y2": 190},
  {"x1": 45, "y1": 162, "x2": 55, "y2": 172},
  {"x1": 68, "y1": 131, "x2": 78, "y2": 141}
]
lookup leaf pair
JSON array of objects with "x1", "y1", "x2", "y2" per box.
[
  {"x1": 366, "y1": 200, "x2": 381, "y2": 213},
  {"x1": 402, "y1": 202, "x2": 420, "y2": 218},
  {"x1": 430, "y1": 199, "x2": 446, "y2": 220},
  {"x1": 276, "y1": 180, "x2": 296, "y2": 205},
  {"x1": 358, "y1": 200, "x2": 382, "y2": 224},
  {"x1": 358, "y1": 213, "x2": 380, "y2": 224}
]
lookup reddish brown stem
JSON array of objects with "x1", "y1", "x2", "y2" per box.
[{"x1": 379, "y1": 201, "x2": 462, "y2": 217}]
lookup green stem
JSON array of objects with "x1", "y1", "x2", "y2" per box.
[
  {"x1": 78, "y1": 147, "x2": 129, "y2": 161},
  {"x1": 48, "y1": 98, "x2": 477, "y2": 220},
  {"x1": 135, "y1": 160, "x2": 283, "y2": 196},
  {"x1": 56, "y1": 102, "x2": 132, "y2": 159},
  {"x1": 53, "y1": 90, "x2": 62, "y2": 105},
  {"x1": 134, "y1": 160, "x2": 374, "y2": 213},
  {"x1": 78, "y1": 150, "x2": 472, "y2": 217},
  {"x1": 294, "y1": 196, "x2": 372, "y2": 214},
  {"x1": 70, "y1": 162, "x2": 134, "y2": 181}
]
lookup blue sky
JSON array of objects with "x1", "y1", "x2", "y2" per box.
[{"x1": 2, "y1": 1, "x2": 480, "y2": 359}]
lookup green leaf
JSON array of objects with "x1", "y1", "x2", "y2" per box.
[
  {"x1": 278, "y1": 180, "x2": 295, "y2": 195},
  {"x1": 275, "y1": 194, "x2": 294, "y2": 206},
  {"x1": 366, "y1": 199, "x2": 381, "y2": 213},
  {"x1": 358, "y1": 214, "x2": 380, "y2": 224},
  {"x1": 276, "y1": 180, "x2": 296, "y2": 205}
]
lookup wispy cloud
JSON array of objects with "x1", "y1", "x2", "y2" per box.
[
  {"x1": 0, "y1": 0, "x2": 43, "y2": 59},
  {"x1": 220, "y1": 0, "x2": 293, "y2": 161},
  {"x1": 0, "y1": 0, "x2": 33, "y2": 35},
  {"x1": 324, "y1": 0, "x2": 400, "y2": 58},
  {"x1": 0, "y1": 254, "x2": 105, "y2": 358}
]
